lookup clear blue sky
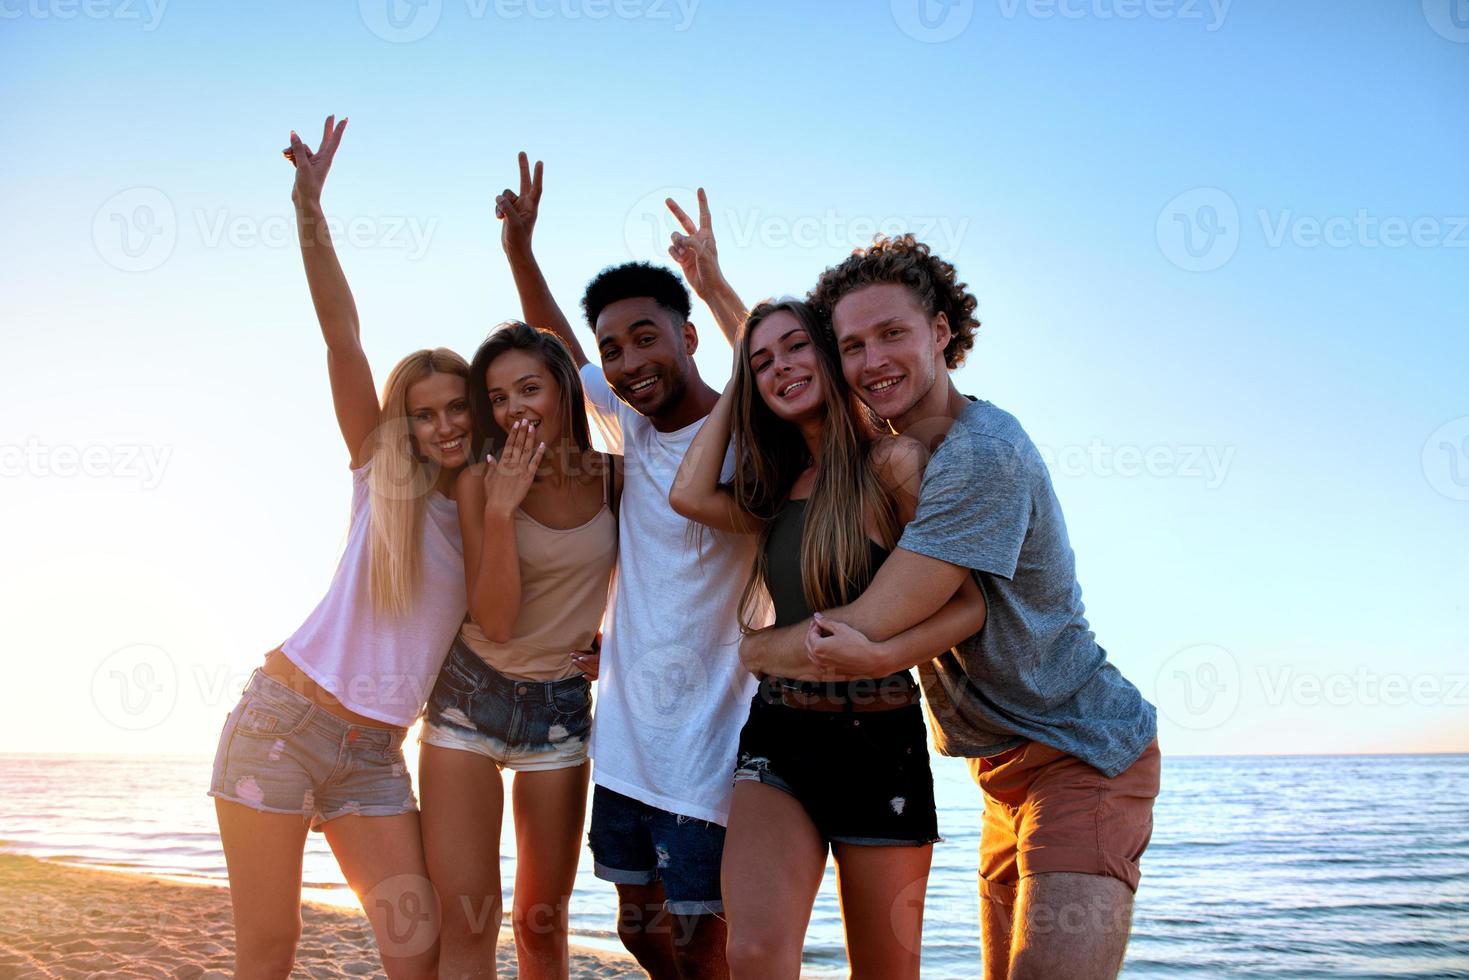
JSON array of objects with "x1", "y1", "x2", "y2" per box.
[{"x1": 2, "y1": 0, "x2": 1466, "y2": 755}]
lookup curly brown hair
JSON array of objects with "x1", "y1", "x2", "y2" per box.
[{"x1": 809, "y1": 234, "x2": 980, "y2": 369}]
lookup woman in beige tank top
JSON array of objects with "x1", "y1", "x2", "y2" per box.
[{"x1": 418, "y1": 322, "x2": 619, "y2": 978}]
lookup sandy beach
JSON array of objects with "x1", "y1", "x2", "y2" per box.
[{"x1": 0, "y1": 853, "x2": 642, "y2": 979}]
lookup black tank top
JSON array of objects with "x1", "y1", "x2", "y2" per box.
[{"x1": 763, "y1": 497, "x2": 915, "y2": 696}]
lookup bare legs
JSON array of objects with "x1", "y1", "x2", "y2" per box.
[
  {"x1": 614, "y1": 881, "x2": 729, "y2": 980},
  {"x1": 831, "y1": 840, "x2": 931, "y2": 980},
  {"x1": 980, "y1": 873, "x2": 1136, "y2": 979},
  {"x1": 215, "y1": 801, "x2": 310, "y2": 980},
  {"x1": 420, "y1": 744, "x2": 590, "y2": 980},
  {"x1": 614, "y1": 882, "x2": 681, "y2": 978},
  {"x1": 322, "y1": 812, "x2": 441, "y2": 979},
  {"x1": 722, "y1": 782, "x2": 825, "y2": 980},
  {"x1": 215, "y1": 800, "x2": 437, "y2": 980},
  {"x1": 722, "y1": 780, "x2": 930, "y2": 979},
  {"x1": 1007, "y1": 873, "x2": 1134, "y2": 980},
  {"x1": 420, "y1": 743, "x2": 507, "y2": 978},
  {"x1": 510, "y1": 763, "x2": 591, "y2": 979}
]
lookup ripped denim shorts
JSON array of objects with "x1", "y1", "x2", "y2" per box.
[
  {"x1": 733, "y1": 691, "x2": 939, "y2": 847},
  {"x1": 208, "y1": 669, "x2": 415, "y2": 830},
  {"x1": 419, "y1": 636, "x2": 592, "y2": 772}
]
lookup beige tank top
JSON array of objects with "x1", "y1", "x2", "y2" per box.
[{"x1": 460, "y1": 463, "x2": 617, "y2": 681}]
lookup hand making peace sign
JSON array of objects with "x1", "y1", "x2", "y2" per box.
[
  {"x1": 665, "y1": 188, "x2": 723, "y2": 298},
  {"x1": 482, "y1": 418, "x2": 547, "y2": 521},
  {"x1": 496, "y1": 151, "x2": 544, "y2": 261},
  {"x1": 285, "y1": 114, "x2": 347, "y2": 209}
]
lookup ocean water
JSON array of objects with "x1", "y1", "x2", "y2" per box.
[{"x1": 1, "y1": 751, "x2": 1466, "y2": 979}]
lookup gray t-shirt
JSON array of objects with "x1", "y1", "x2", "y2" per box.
[{"x1": 897, "y1": 399, "x2": 1156, "y2": 778}]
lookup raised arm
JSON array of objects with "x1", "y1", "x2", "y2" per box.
[
  {"x1": 458, "y1": 419, "x2": 547, "y2": 643},
  {"x1": 287, "y1": 115, "x2": 378, "y2": 467},
  {"x1": 666, "y1": 189, "x2": 746, "y2": 347},
  {"x1": 496, "y1": 153, "x2": 588, "y2": 368},
  {"x1": 668, "y1": 378, "x2": 761, "y2": 534}
]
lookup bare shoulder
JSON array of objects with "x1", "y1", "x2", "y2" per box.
[{"x1": 455, "y1": 462, "x2": 487, "y2": 501}]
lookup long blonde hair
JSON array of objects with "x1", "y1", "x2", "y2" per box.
[
  {"x1": 729, "y1": 300, "x2": 902, "y2": 632},
  {"x1": 366, "y1": 347, "x2": 470, "y2": 617}
]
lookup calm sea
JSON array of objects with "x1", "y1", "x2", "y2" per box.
[{"x1": 1, "y1": 751, "x2": 1466, "y2": 979}]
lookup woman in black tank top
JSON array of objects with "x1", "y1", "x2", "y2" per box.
[{"x1": 671, "y1": 298, "x2": 941, "y2": 979}]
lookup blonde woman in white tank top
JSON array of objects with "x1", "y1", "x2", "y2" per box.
[
  {"x1": 418, "y1": 322, "x2": 619, "y2": 979},
  {"x1": 208, "y1": 117, "x2": 473, "y2": 980}
]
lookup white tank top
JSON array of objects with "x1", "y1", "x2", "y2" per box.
[{"x1": 281, "y1": 461, "x2": 466, "y2": 727}]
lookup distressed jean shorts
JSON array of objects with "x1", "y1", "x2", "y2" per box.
[
  {"x1": 733, "y1": 692, "x2": 939, "y2": 847},
  {"x1": 419, "y1": 636, "x2": 592, "y2": 772},
  {"x1": 208, "y1": 669, "x2": 416, "y2": 831}
]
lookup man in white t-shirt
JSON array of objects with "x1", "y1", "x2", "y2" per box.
[{"x1": 494, "y1": 155, "x2": 755, "y2": 978}]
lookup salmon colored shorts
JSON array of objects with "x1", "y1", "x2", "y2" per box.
[{"x1": 968, "y1": 738, "x2": 1161, "y2": 906}]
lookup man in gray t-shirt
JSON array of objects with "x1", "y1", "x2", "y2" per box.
[
  {"x1": 740, "y1": 236, "x2": 1160, "y2": 980},
  {"x1": 895, "y1": 398, "x2": 1156, "y2": 777}
]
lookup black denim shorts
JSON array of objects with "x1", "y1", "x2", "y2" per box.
[{"x1": 733, "y1": 693, "x2": 940, "y2": 846}]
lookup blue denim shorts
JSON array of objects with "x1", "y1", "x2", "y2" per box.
[
  {"x1": 419, "y1": 637, "x2": 592, "y2": 772},
  {"x1": 587, "y1": 785, "x2": 727, "y2": 916},
  {"x1": 208, "y1": 670, "x2": 415, "y2": 830}
]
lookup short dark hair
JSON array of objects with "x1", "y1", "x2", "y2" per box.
[
  {"x1": 809, "y1": 234, "x2": 980, "y2": 369},
  {"x1": 580, "y1": 262, "x2": 692, "y2": 331}
]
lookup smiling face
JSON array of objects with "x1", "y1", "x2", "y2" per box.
[
  {"x1": 594, "y1": 297, "x2": 695, "y2": 420},
  {"x1": 484, "y1": 348, "x2": 565, "y2": 449},
  {"x1": 748, "y1": 309, "x2": 825, "y2": 424},
  {"x1": 831, "y1": 282, "x2": 949, "y2": 425},
  {"x1": 405, "y1": 371, "x2": 471, "y2": 469}
]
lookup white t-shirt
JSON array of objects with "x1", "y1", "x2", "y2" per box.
[
  {"x1": 281, "y1": 462, "x2": 467, "y2": 727},
  {"x1": 581, "y1": 363, "x2": 761, "y2": 825}
]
